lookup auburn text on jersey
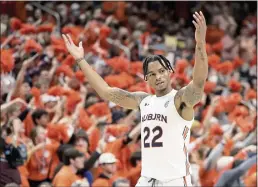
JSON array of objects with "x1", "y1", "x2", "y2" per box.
[{"x1": 142, "y1": 114, "x2": 168, "y2": 123}]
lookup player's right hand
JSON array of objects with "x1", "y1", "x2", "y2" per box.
[{"x1": 62, "y1": 34, "x2": 84, "y2": 60}]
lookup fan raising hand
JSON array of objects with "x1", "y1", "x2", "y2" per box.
[{"x1": 62, "y1": 34, "x2": 84, "y2": 60}]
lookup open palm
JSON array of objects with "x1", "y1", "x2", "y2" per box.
[
  {"x1": 192, "y1": 11, "x2": 207, "y2": 43},
  {"x1": 62, "y1": 34, "x2": 84, "y2": 60}
]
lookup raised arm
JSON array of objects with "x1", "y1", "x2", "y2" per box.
[
  {"x1": 180, "y1": 11, "x2": 208, "y2": 107},
  {"x1": 9, "y1": 54, "x2": 39, "y2": 100},
  {"x1": 62, "y1": 34, "x2": 149, "y2": 109}
]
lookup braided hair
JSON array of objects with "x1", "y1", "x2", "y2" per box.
[{"x1": 143, "y1": 55, "x2": 174, "y2": 81}]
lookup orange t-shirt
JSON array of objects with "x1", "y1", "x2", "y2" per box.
[
  {"x1": 26, "y1": 141, "x2": 59, "y2": 181},
  {"x1": 92, "y1": 178, "x2": 110, "y2": 187},
  {"x1": 244, "y1": 172, "x2": 257, "y2": 187},
  {"x1": 87, "y1": 102, "x2": 111, "y2": 119},
  {"x1": 93, "y1": 174, "x2": 120, "y2": 187},
  {"x1": 23, "y1": 112, "x2": 35, "y2": 137},
  {"x1": 89, "y1": 128, "x2": 101, "y2": 153},
  {"x1": 52, "y1": 166, "x2": 83, "y2": 187},
  {"x1": 199, "y1": 162, "x2": 219, "y2": 187},
  {"x1": 125, "y1": 164, "x2": 141, "y2": 187},
  {"x1": 104, "y1": 138, "x2": 132, "y2": 177}
]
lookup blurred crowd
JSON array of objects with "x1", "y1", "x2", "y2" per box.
[{"x1": 0, "y1": 1, "x2": 257, "y2": 187}]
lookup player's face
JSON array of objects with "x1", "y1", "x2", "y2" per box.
[{"x1": 146, "y1": 61, "x2": 171, "y2": 91}]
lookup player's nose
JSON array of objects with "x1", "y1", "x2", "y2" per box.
[{"x1": 155, "y1": 74, "x2": 162, "y2": 80}]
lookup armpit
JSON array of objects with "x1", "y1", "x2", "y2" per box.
[{"x1": 181, "y1": 81, "x2": 204, "y2": 107}]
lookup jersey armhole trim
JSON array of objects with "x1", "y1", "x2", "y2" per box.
[
  {"x1": 172, "y1": 90, "x2": 194, "y2": 125},
  {"x1": 139, "y1": 95, "x2": 150, "y2": 108}
]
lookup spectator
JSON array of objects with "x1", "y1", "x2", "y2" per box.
[
  {"x1": 215, "y1": 155, "x2": 257, "y2": 187},
  {"x1": 27, "y1": 127, "x2": 59, "y2": 187},
  {"x1": 52, "y1": 147, "x2": 88, "y2": 187},
  {"x1": 0, "y1": 137, "x2": 21, "y2": 186},
  {"x1": 92, "y1": 153, "x2": 117, "y2": 187}
]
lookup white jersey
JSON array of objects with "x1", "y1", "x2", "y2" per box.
[{"x1": 139, "y1": 89, "x2": 193, "y2": 181}]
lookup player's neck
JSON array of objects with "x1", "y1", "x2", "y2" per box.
[{"x1": 155, "y1": 86, "x2": 172, "y2": 97}]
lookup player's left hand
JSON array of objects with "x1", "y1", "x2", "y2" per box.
[{"x1": 193, "y1": 11, "x2": 207, "y2": 43}]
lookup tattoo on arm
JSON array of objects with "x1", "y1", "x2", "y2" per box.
[
  {"x1": 197, "y1": 45, "x2": 207, "y2": 61},
  {"x1": 109, "y1": 88, "x2": 136, "y2": 103},
  {"x1": 183, "y1": 80, "x2": 204, "y2": 107},
  {"x1": 108, "y1": 88, "x2": 149, "y2": 107},
  {"x1": 197, "y1": 46, "x2": 206, "y2": 60}
]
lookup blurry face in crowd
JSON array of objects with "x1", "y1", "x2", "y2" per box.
[
  {"x1": 68, "y1": 78, "x2": 80, "y2": 90},
  {"x1": 46, "y1": 47, "x2": 54, "y2": 58},
  {"x1": 42, "y1": 33, "x2": 51, "y2": 45},
  {"x1": 40, "y1": 83, "x2": 49, "y2": 94},
  {"x1": 20, "y1": 82, "x2": 31, "y2": 96},
  {"x1": 190, "y1": 151, "x2": 201, "y2": 164},
  {"x1": 45, "y1": 101, "x2": 57, "y2": 110},
  {"x1": 71, "y1": 156, "x2": 85, "y2": 169},
  {"x1": 9, "y1": 107, "x2": 21, "y2": 119},
  {"x1": 191, "y1": 126, "x2": 202, "y2": 136},
  {"x1": 36, "y1": 114, "x2": 49, "y2": 127},
  {"x1": 75, "y1": 138, "x2": 88, "y2": 152},
  {"x1": 102, "y1": 163, "x2": 117, "y2": 174},
  {"x1": 40, "y1": 70, "x2": 49, "y2": 80},
  {"x1": 13, "y1": 119, "x2": 25, "y2": 135},
  {"x1": 35, "y1": 127, "x2": 46, "y2": 144},
  {"x1": 146, "y1": 61, "x2": 171, "y2": 92},
  {"x1": 31, "y1": 75, "x2": 40, "y2": 86},
  {"x1": 87, "y1": 95, "x2": 99, "y2": 104}
]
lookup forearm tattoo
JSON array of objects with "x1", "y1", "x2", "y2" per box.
[
  {"x1": 108, "y1": 88, "x2": 148, "y2": 106},
  {"x1": 109, "y1": 88, "x2": 136, "y2": 103},
  {"x1": 197, "y1": 44, "x2": 207, "y2": 61}
]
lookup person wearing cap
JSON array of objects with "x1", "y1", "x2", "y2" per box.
[
  {"x1": 52, "y1": 147, "x2": 88, "y2": 187},
  {"x1": 9, "y1": 54, "x2": 38, "y2": 102},
  {"x1": 92, "y1": 152, "x2": 118, "y2": 187}
]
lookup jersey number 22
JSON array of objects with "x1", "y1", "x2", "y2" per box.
[{"x1": 143, "y1": 126, "x2": 163, "y2": 148}]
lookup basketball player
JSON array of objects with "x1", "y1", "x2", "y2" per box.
[{"x1": 62, "y1": 11, "x2": 208, "y2": 187}]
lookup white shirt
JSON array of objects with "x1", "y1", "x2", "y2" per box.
[{"x1": 139, "y1": 89, "x2": 194, "y2": 181}]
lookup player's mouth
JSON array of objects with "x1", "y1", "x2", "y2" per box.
[{"x1": 156, "y1": 81, "x2": 164, "y2": 86}]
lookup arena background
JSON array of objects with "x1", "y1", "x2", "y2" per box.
[{"x1": 0, "y1": 1, "x2": 257, "y2": 187}]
